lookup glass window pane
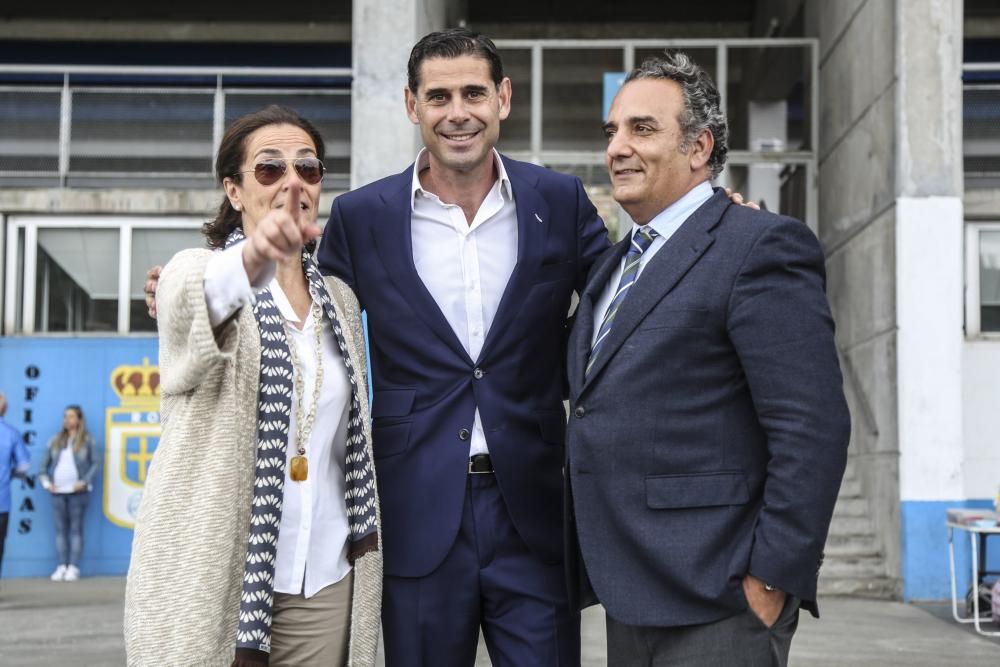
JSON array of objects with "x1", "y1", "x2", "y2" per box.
[
  {"x1": 726, "y1": 46, "x2": 811, "y2": 153},
  {"x1": 981, "y1": 230, "x2": 1000, "y2": 332},
  {"x1": 542, "y1": 49, "x2": 624, "y2": 152},
  {"x1": 496, "y1": 48, "x2": 532, "y2": 153},
  {"x1": 36, "y1": 228, "x2": 119, "y2": 333},
  {"x1": 130, "y1": 227, "x2": 204, "y2": 332}
]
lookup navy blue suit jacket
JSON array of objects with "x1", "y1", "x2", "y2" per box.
[
  {"x1": 566, "y1": 189, "x2": 850, "y2": 626},
  {"x1": 319, "y1": 156, "x2": 609, "y2": 577}
]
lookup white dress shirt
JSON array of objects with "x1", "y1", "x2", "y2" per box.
[
  {"x1": 204, "y1": 244, "x2": 352, "y2": 598},
  {"x1": 410, "y1": 148, "x2": 518, "y2": 457},
  {"x1": 592, "y1": 181, "x2": 715, "y2": 346}
]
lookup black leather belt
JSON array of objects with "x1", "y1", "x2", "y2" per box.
[{"x1": 468, "y1": 453, "x2": 494, "y2": 474}]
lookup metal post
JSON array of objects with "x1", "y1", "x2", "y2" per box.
[
  {"x1": 716, "y1": 44, "x2": 729, "y2": 190},
  {"x1": 2, "y1": 222, "x2": 17, "y2": 335},
  {"x1": 0, "y1": 214, "x2": 4, "y2": 334},
  {"x1": 40, "y1": 259, "x2": 49, "y2": 332},
  {"x1": 22, "y1": 224, "x2": 36, "y2": 334},
  {"x1": 58, "y1": 73, "x2": 72, "y2": 188},
  {"x1": 212, "y1": 75, "x2": 225, "y2": 175},
  {"x1": 809, "y1": 40, "x2": 820, "y2": 232},
  {"x1": 531, "y1": 44, "x2": 543, "y2": 165},
  {"x1": 118, "y1": 225, "x2": 132, "y2": 334}
]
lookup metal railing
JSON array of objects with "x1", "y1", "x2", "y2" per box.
[
  {"x1": 0, "y1": 65, "x2": 352, "y2": 190},
  {"x1": 494, "y1": 38, "x2": 820, "y2": 229},
  {"x1": 963, "y1": 62, "x2": 1000, "y2": 189}
]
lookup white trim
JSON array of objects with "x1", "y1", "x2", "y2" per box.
[
  {"x1": 6, "y1": 215, "x2": 203, "y2": 335},
  {"x1": 494, "y1": 38, "x2": 817, "y2": 49},
  {"x1": 966, "y1": 221, "x2": 1000, "y2": 338},
  {"x1": 3, "y1": 221, "x2": 18, "y2": 335},
  {"x1": 118, "y1": 224, "x2": 132, "y2": 334},
  {"x1": 7, "y1": 216, "x2": 202, "y2": 229},
  {"x1": 0, "y1": 213, "x2": 4, "y2": 334},
  {"x1": 22, "y1": 224, "x2": 37, "y2": 334},
  {"x1": 0, "y1": 64, "x2": 351, "y2": 77}
]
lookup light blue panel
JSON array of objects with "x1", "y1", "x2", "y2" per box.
[
  {"x1": 0, "y1": 337, "x2": 158, "y2": 577},
  {"x1": 603, "y1": 72, "x2": 627, "y2": 121},
  {"x1": 901, "y1": 499, "x2": 1000, "y2": 601}
]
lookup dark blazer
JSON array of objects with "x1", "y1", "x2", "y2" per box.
[
  {"x1": 565, "y1": 188, "x2": 850, "y2": 627},
  {"x1": 319, "y1": 155, "x2": 610, "y2": 577}
]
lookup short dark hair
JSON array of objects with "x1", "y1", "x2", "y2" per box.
[
  {"x1": 624, "y1": 51, "x2": 729, "y2": 178},
  {"x1": 407, "y1": 28, "x2": 505, "y2": 93},
  {"x1": 203, "y1": 105, "x2": 325, "y2": 249}
]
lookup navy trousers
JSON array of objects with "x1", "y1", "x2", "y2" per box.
[{"x1": 381, "y1": 472, "x2": 580, "y2": 667}]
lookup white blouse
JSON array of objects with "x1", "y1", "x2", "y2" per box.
[{"x1": 202, "y1": 243, "x2": 352, "y2": 598}]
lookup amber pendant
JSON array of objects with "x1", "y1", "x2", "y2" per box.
[{"x1": 290, "y1": 455, "x2": 309, "y2": 482}]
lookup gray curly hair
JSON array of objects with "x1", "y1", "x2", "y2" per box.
[{"x1": 624, "y1": 51, "x2": 729, "y2": 178}]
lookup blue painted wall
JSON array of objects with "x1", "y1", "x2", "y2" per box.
[
  {"x1": 1, "y1": 337, "x2": 158, "y2": 578},
  {"x1": 902, "y1": 499, "x2": 1000, "y2": 601}
]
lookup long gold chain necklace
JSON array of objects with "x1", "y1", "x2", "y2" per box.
[{"x1": 283, "y1": 300, "x2": 324, "y2": 482}]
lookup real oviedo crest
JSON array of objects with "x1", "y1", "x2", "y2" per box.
[{"x1": 103, "y1": 358, "x2": 160, "y2": 529}]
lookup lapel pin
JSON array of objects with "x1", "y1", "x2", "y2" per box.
[{"x1": 534, "y1": 213, "x2": 543, "y2": 223}]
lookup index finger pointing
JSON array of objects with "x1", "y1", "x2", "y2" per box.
[{"x1": 287, "y1": 184, "x2": 302, "y2": 224}]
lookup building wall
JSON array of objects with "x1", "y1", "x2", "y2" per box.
[
  {"x1": 811, "y1": 0, "x2": 993, "y2": 601},
  {"x1": 808, "y1": 0, "x2": 903, "y2": 586}
]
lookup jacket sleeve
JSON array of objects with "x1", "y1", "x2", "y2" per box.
[
  {"x1": 80, "y1": 435, "x2": 100, "y2": 486},
  {"x1": 317, "y1": 196, "x2": 358, "y2": 294},
  {"x1": 156, "y1": 248, "x2": 241, "y2": 396},
  {"x1": 39, "y1": 440, "x2": 54, "y2": 486},
  {"x1": 726, "y1": 218, "x2": 851, "y2": 605},
  {"x1": 12, "y1": 436, "x2": 30, "y2": 477}
]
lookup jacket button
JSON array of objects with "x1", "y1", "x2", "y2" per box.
[
  {"x1": 473, "y1": 368, "x2": 484, "y2": 379},
  {"x1": 574, "y1": 406, "x2": 585, "y2": 418},
  {"x1": 459, "y1": 428, "x2": 471, "y2": 440}
]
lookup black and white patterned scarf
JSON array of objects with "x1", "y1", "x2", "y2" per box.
[{"x1": 225, "y1": 228, "x2": 378, "y2": 660}]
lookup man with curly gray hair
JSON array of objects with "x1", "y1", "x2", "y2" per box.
[{"x1": 564, "y1": 52, "x2": 849, "y2": 665}]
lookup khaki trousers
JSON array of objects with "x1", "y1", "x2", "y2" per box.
[{"x1": 270, "y1": 570, "x2": 354, "y2": 666}]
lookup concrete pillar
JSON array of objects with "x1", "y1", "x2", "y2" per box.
[
  {"x1": 894, "y1": 0, "x2": 966, "y2": 600},
  {"x1": 747, "y1": 100, "x2": 787, "y2": 214},
  {"x1": 350, "y1": 0, "x2": 451, "y2": 188}
]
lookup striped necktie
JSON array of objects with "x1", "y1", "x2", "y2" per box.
[{"x1": 586, "y1": 225, "x2": 659, "y2": 377}]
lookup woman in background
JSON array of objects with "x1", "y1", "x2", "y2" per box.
[{"x1": 40, "y1": 405, "x2": 99, "y2": 582}]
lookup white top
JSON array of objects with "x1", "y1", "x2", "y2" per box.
[
  {"x1": 592, "y1": 181, "x2": 714, "y2": 346},
  {"x1": 52, "y1": 445, "x2": 79, "y2": 493},
  {"x1": 203, "y1": 244, "x2": 352, "y2": 598},
  {"x1": 410, "y1": 148, "x2": 518, "y2": 457}
]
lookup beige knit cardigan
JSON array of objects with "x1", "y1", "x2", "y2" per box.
[{"x1": 124, "y1": 248, "x2": 382, "y2": 666}]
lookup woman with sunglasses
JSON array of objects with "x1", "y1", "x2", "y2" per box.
[{"x1": 125, "y1": 105, "x2": 381, "y2": 667}]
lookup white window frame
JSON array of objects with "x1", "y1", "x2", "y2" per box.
[
  {"x1": 965, "y1": 220, "x2": 1000, "y2": 338},
  {"x1": 3, "y1": 216, "x2": 203, "y2": 336}
]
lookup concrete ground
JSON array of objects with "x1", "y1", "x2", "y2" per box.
[{"x1": 0, "y1": 577, "x2": 997, "y2": 665}]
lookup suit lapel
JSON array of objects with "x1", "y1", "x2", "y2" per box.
[
  {"x1": 581, "y1": 189, "x2": 730, "y2": 392},
  {"x1": 371, "y1": 172, "x2": 473, "y2": 363},
  {"x1": 478, "y1": 159, "x2": 550, "y2": 361}
]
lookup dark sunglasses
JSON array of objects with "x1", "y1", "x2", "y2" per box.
[{"x1": 236, "y1": 157, "x2": 325, "y2": 186}]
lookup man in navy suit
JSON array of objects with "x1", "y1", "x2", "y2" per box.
[
  {"x1": 565, "y1": 53, "x2": 850, "y2": 665},
  {"x1": 318, "y1": 29, "x2": 609, "y2": 666}
]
